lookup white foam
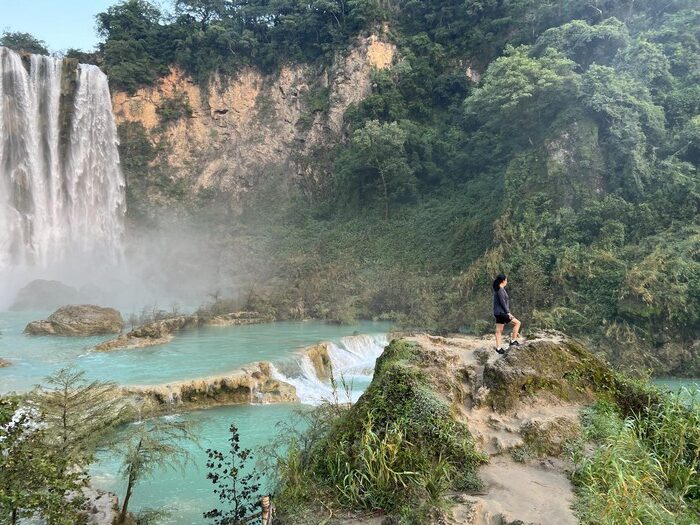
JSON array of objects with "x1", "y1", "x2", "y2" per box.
[{"x1": 272, "y1": 334, "x2": 388, "y2": 405}]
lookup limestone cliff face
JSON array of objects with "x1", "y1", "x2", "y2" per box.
[{"x1": 112, "y1": 35, "x2": 395, "y2": 207}]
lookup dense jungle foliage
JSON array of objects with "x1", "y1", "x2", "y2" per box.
[{"x1": 90, "y1": 0, "x2": 699, "y2": 375}]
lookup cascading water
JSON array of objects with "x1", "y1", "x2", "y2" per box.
[
  {"x1": 0, "y1": 47, "x2": 124, "y2": 279},
  {"x1": 273, "y1": 334, "x2": 389, "y2": 405}
]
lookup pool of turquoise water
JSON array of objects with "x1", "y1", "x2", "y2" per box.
[
  {"x1": 91, "y1": 404, "x2": 304, "y2": 525},
  {"x1": 4, "y1": 310, "x2": 697, "y2": 524},
  {"x1": 0, "y1": 311, "x2": 391, "y2": 392}
]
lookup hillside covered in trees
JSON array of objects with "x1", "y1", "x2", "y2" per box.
[{"x1": 12, "y1": 0, "x2": 695, "y2": 375}]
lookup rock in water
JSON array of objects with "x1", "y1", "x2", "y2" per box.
[
  {"x1": 10, "y1": 279, "x2": 81, "y2": 311},
  {"x1": 0, "y1": 358, "x2": 10, "y2": 367},
  {"x1": 25, "y1": 305, "x2": 124, "y2": 336}
]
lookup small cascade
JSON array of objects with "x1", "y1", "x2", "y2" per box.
[
  {"x1": 0, "y1": 47, "x2": 124, "y2": 276},
  {"x1": 272, "y1": 333, "x2": 389, "y2": 405}
]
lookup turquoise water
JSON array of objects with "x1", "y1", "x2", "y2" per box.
[
  {"x1": 0, "y1": 311, "x2": 391, "y2": 392},
  {"x1": 0, "y1": 309, "x2": 391, "y2": 523},
  {"x1": 91, "y1": 404, "x2": 303, "y2": 525},
  {"x1": 655, "y1": 377, "x2": 699, "y2": 392}
]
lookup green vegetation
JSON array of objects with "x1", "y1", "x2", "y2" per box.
[
  {"x1": 0, "y1": 397, "x2": 84, "y2": 525},
  {"x1": 0, "y1": 31, "x2": 49, "y2": 55},
  {"x1": 204, "y1": 424, "x2": 262, "y2": 524},
  {"x1": 0, "y1": 370, "x2": 198, "y2": 525},
  {"x1": 156, "y1": 92, "x2": 194, "y2": 125},
  {"x1": 115, "y1": 408, "x2": 197, "y2": 523},
  {"x1": 272, "y1": 340, "x2": 486, "y2": 522},
  {"x1": 95, "y1": 0, "x2": 385, "y2": 91},
  {"x1": 97, "y1": 1, "x2": 700, "y2": 375},
  {"x1": 571, "y1": 392, "x2": 700, "y2": 524}
]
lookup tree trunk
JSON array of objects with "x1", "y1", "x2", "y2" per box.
[
  {"x1": 11, "y1": 508, "x2": 17, "y2": 525},
  {"x1": 379, "y1": 170, "x2": 389, "y2": 220},
  {"x1": 119, "y1": 471, "x2": 135, "y2": 523}
]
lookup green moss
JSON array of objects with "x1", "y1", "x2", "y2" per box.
[
  {"x1": 484, "y1": 338, "x2": 650, "y2": 413},
  {"x1": 521, "y1": 418, "x2": 581, "y2": 457},
  {"x1": 275, "y1": 339, "x2": 486, "y2": 518}
]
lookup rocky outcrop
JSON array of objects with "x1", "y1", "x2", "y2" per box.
[
  {"x1": 95, "y1": 315, "x2": 196, "y2": 351},
  {"x1": 127, "y1": 361, "x2": 297, "y2": 408},
  {"x1": 204, "y1": 311, "x2": 274, "y2": 327},
  {"x1": 94, "y1": 311, "x2": 272, "y2": 351},
  {"x1": 301, "y1": 333, "x2": 635, "y2": 525},
  {"x1": 113, "y1": 34, "x2": 396, "y2": 211},
  {"x1": 304, "y1": 342, "x2": 333, "y2": 381},
  {"x1": 77, "y1": 488, "x2": 120, "y2": 525},
  {"x1": 24, "y1": 305, "x2": 124, "y2": 336},
  {"x1": 0, "y1": 358, "x2": 10, "y2": 367},
  {"x1": 482, "y1": 335, "x2": 614, "y2": 412},
  {"x1": 10, "y1": 279, "x2": 81, "y2": 311}
]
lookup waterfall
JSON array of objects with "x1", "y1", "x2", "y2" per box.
[
  {"x1": 0, "y1": 47, "x2": 124, "y2": 276},
  {"x1": 272, "y1": 334, "x2": 389, "y2": 405}
]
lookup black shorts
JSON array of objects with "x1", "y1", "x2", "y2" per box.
[{"x1": 494, "y1": 314, "x2": 511, "y2": 324}]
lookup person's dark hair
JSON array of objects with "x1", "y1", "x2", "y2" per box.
[{"x1": 492, "y1": 274, "x2": 507, "y2": 291}]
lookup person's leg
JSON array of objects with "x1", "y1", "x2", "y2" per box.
[
  {"x1": 511, "y1": 317, "x2": 521, "y2": 340},
  {"x1": 495, "y1": 323, "x2": 504, "y2": 348}
]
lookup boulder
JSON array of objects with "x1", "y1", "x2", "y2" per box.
[
  {"x1": 10, "y1": 279, "x2": 80, "y2": 311},
  {"x1": 24, "y1": 305, "x2": 124, "y2": 336},
  {"x1": 304, "y1": 343, "x2": 333, "y2": 380}
]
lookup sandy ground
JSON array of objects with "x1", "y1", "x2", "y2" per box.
[
  {"x1": 408, "y1": 334, "x2": 580, "y2": 525},
  {"x1": 319, "y1": 333, "x2": 583, "y2": 524}
]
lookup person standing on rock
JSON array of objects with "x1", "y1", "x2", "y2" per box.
[{"x1": 493, "y1": 274, "x2": 522, "y2": 354}]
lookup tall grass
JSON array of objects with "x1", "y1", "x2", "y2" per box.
[
  {"x1": 270, "y1": 340, "x2": 486, "y2": 523},
  {"x1": 572, "y1": 389, "x2": 700, "y2": 524}
]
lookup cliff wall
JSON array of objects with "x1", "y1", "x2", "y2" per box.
[{"x1": 112, "y1": 35, "x2": 395, "y2": 211}]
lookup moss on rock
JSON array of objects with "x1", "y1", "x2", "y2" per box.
[{"x1": 282, "y1": 339, "x2": 486, "y2": 515}]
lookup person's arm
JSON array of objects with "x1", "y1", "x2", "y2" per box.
[{"x1": 497, "y1": 288, "x2": 510, "y2": 315}]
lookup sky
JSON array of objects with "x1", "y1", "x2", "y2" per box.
[{"x1": 0, "y1": 0, "x2": 120, "y2": 52}]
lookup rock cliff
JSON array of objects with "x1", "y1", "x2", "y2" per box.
[{"x1": 113, "y1": 34, "x2": 395, "y2": 211}]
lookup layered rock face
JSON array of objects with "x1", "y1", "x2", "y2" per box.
[
  {"x1": 112, "y1": 34, "x2": 395, "y2": 209},
  {"x1": 24, "y1": 305, "x2": 124, "y2": 336},
  {"x1": 127, "y1": 361, "x2": 297, "y2": 408}
]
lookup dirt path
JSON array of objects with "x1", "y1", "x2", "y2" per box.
[{"x1": 406, "y1": 334, "x2": 581, "y2": 525}]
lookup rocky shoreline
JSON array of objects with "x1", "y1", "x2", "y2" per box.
[
  {"x1": 94, "y1": 311, "x2": 273, "y2": 352},
  {"x1": 125, "y1": 361, "x2": 298, "y2": 408}
]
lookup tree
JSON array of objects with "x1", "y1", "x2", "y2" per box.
[
  {"x1": 464, "y1": 45, "x2": 579, "y2": 150},
  {"x1": 33, "y1": 368, "x2": 129, "y2": 471},
  {"x1": 96, "y1": 0, "x2": 170, "y2": 92},
  {"x1": 115, "y1": 406, "x2": 198, "y2": 523},
  {"x1": 532, "y1": 17, "x2": 630, "y2": 68},
  {"x1": 335, "y1": 120, "x2": 416, "y2": 219},
  {"x1": 0, "y1": 31, "x2": 49, "y2": 55},
  {"x1": 0, "y1": 397, "x2": 83, "y2": 525},
  {"x1": 204, "y1": 424, "x2": 262, "y2": 524}
]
